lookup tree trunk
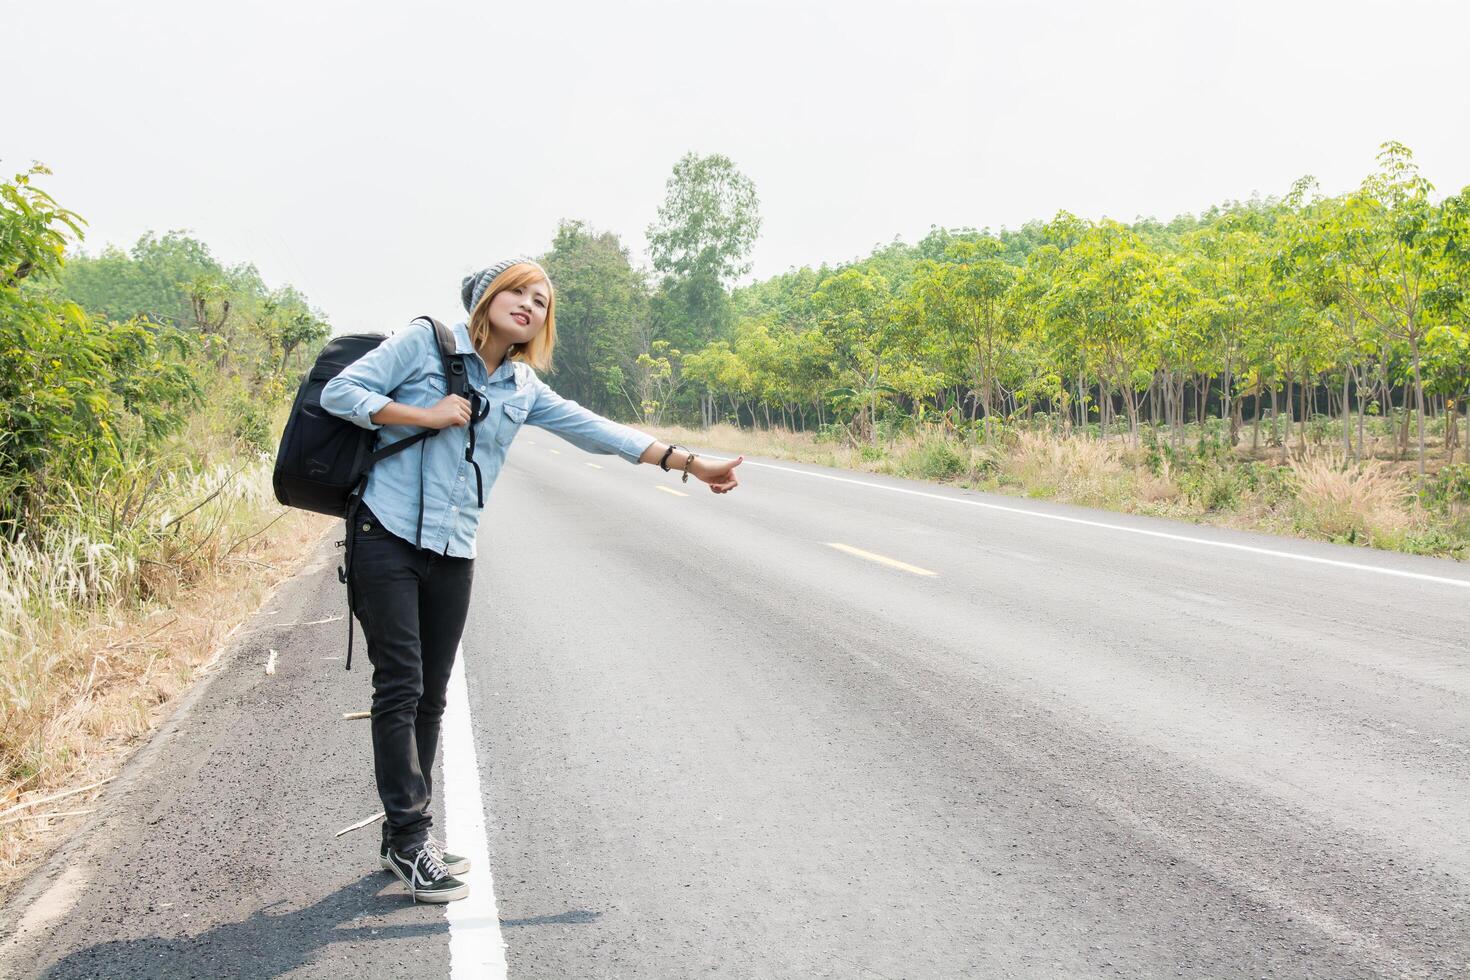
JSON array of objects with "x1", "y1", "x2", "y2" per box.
[
  {"x1": 1230, "y1": 395, "x2": 1244, "y2": 453},
  {"x1": 1284, "y1": 375, "x2": 1294, "y2": 460},
  {"x1": 1410, "y1": 334, "x2": 1426, "y2": 480},
  {"x1": 1223, "y1": 359, "x2": 1236, "y2": 446},
  {"x1": 1301, "y1": 368, "x2": 1310, "y2": 449},
  {"x1": 1252, "y1": 386, "x2": 1263, "y2": 453},
  {"x1": 1124, "y1": 384, "x2": 1139, "y2": 445},
  {"x1": 1397, "y1": 391, "x2": 1411, "y2": 460},
  {"x1": 1271, "y1": 384, "x2": 1282, "y2": 461}
]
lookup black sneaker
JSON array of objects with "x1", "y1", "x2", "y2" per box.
[
  {"x1": 380, "y1": 834, "x2": 469, "y2": 876},
  {"x1": 384, "y1": 842, "x2": 469, "y2": 903}
]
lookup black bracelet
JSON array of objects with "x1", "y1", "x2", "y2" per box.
[{"x1": 658, "y1": 445, "x2": 677, "y2": 472}]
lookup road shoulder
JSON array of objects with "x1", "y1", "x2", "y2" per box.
[{"x1": 0, "y1": 531, "x2": 452, "y2": 980}]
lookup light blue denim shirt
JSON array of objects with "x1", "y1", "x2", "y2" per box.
[{"x1": 320, "y1": 319, "x2": 656, "y2": 558}]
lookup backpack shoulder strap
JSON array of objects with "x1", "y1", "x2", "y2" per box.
[{"x1": 414, "y1": 315, "x2": 473, "y2": 399}]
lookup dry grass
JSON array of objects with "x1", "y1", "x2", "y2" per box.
[
  {"x1": 1286, "y1": 452, "x2": 1414, "y2": 543},
  {"x1": 1001, "y1": 431, "x2": 1130, "y2": 506}
]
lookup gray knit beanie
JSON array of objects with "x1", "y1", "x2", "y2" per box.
[{"x1": 461, "y1": 256, "x2": 548, "y2": 316}]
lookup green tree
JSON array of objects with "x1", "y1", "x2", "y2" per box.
[
  {"x1": 812, "y1": 267, "x2": 909, "y2": 443},
  {"x1": 1426, "y1": 186, "x2": 1470, "y2": 462},
  {"x1": 1, "y1": 166, "x2": 200, "y2": 534},
  {"x1": 540, "y1": 219, "x2": 646, "y2": 416},
  {"x1": 1330, "y1": 141, "x2": 1443, "y2": 478},
  {"x1": 912, "y1": 235, "x2": 1018, "y2": 441},
  {"x1": 646, "y1": 152, "x2": 761, "y2": 350}
]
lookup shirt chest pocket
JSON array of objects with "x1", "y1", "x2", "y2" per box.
[
  {"x1": 497, "y1": 399, "x2": 529, "y2": 446},
  {"x1": 401, "y1": 370, "x2": 448, "y2": 406}
]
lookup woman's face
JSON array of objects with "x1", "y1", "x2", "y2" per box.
[{"x1": 485, "y1": 279, "x2": 550, "y2": 345}]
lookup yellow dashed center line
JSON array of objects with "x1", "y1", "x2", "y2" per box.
[
  {"x1": 826, "y1": 542, "x2": 937, "y2": 576},
  {"x1": 549, "y1": 449, "x2": 561, "y2": 455},
  {"x1": 656, "y1": 485, "x2": 688, "y2": 497},
  {"x1": 585, "y1": 463, "x2": 603, "y2": 469}
]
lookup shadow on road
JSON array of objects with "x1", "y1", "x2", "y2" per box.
[{"x1": 38, "y1": 875, "x2": 444, "y2": 980}]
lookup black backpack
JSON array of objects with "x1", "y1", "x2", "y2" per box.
[{"x1": 273, "y1": 315, "x2": 486, "y2": 668}]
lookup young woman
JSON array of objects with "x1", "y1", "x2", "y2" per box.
[{"x1": 320, "y1": 257, "x2": 743, "y2": 903}]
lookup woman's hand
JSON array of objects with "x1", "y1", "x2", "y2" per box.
[
  {"x1": 424, "y1": 394, "x2": 472, "y2": 429},
  {"x1": 370, "y1": 396, "x2": 471, "y2": 429},
  {"x1": 690, "y1": 454, "x2": 743, "y2": 494}
]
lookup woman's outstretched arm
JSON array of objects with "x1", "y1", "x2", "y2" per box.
[
  {"x1": 522, "y1": 371, "x2": 743, "y2": 493},
  {"x1": 637, "y1": 441, "x2": 743, "y2": 494}
]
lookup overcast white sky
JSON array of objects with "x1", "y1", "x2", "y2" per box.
[{"x1": 6, "y1": 0, "x2": 1469, "y2": 333}]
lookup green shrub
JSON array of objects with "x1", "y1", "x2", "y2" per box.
[
  {"x1": 906, "y1": 438, "x2": 965, "y2": 480},
  {"x1": 813, "y1": 422, "x2": 847, "y2": 444},
  {"x1": 1244, "y1": 461, "x2": 1296, "y2": 505},
  {"x1": 873, "y1": 415, "x2": 908, "y2": 443},
  {"x1": 1421, "y1": 464, "x2": 1470, "y2": 512},
  {"x1": 232, "y1": 395, "x2": 274, "y2": 453},
  {"x1": 967, "y1": 444, "x2": 1004, "y2": 479},
  {"x1": 1, "y1": 166, "x2": 203, "y2": 534},
  {"x1": 1177, "y1": 461, "x2": 1249, "y2": 511},
  {"x1": 1388, "y1": 527, "x2": 1470, "y2": 559},
  {"x1": 1305, "y1": 413, "x2": 1336, "y2": 445}
]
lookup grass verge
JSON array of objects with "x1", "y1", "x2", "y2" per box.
[{"x1": 645, "y1": 422, "x2": 1470, "y2": 561}]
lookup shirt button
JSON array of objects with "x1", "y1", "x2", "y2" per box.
[
  {"x1": 458, "y1": 475, "x2": 465, "y2": 481},
  {"x1": 451, "y1": 505, "x2": 459, "y2": 512}
]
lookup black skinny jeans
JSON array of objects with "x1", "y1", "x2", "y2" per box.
[{"x1": 349, "y1": 502, "x2": 474, "y2": 852}]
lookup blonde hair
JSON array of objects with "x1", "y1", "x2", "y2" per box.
[{"x1": 468, "y1": 262, "x2": 556, "y2": 372}]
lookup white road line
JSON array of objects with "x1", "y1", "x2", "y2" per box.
[
  {"x1": 443, "y1": 645, "x2": 508, "y2": 978},
  {"x1": 985, "y1": 548, "x2": 1040, "y2": 564},
  {"x1": 1171, "y1": 589, "x2": 1224, "y2": 606},
  {"x1": 726, "y1": 459, "x2": 1470, "y2": 590}
]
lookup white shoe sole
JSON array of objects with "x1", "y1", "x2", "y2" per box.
[
  {"x1": 408, "y1": 882, "x2": 469, "y2": 904},
  {"x1": 385, "y1": 860, "x2": 470, "y2": 903},
  {"x1": 381, "y1": 853, "x2": 470, "y2": 876}
]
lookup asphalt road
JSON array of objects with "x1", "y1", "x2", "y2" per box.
[{"x1": 3, "y1": 437, "x2": 1467, "y2": 979}]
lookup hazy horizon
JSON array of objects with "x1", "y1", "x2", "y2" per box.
[{"x1": 7, "y1": 0, "x2": 1469, "y2": 332}]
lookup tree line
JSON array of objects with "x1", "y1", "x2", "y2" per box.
[
  {"x1": 0, "y1": 165, "x2": 330, "y2": 536},
  {"x1": 6, "y1": 140, "x2": 1465, "y2": 543},
  {"x1": 539, "y1": 143, "x2": 1469, "y2": 479}
]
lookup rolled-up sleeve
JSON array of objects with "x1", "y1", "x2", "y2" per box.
[
  {"x1": 526, "y1": 378, "x2": 657, "y2": 465},
  {"x1": 320, "y1": 325, "x2": 429, "y2": 430}
]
